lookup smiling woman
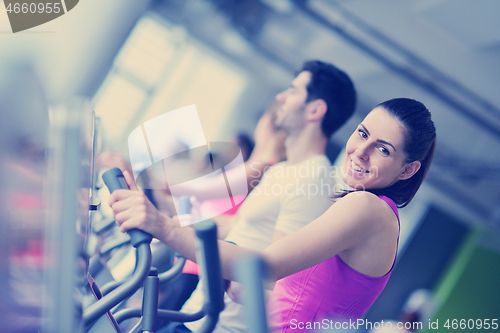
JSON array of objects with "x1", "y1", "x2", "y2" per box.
[
  {"x1": 339, "y1": 98, "x2": 437, "y2": 208},
  {"x1": 107, "y1": 97, "x2": 436, "y2": 332},
  {"x1": 343, "y1": 107, "x2": 414, "y2": 191}
]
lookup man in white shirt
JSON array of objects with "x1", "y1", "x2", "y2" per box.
[{"x1": 165, "y1": 60, "x2": 357, "y2": 333}]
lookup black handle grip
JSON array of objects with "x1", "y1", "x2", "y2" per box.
[
  {"x1": 194, "y1": 220, "x2": 225, "y2": 315},
  {"x1": 102, "y1": 167, "x2": 153, "y2": 247}
]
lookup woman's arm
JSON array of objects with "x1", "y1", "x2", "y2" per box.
[
  {"x1": 110, "y1": 172, "x2": 396, "y2": 283},
  {"x1": 263, "y1": 191, "x2": 397, "y2": 280}
]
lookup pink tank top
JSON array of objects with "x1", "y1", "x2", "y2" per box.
[{"x1": 267, "y1": 196, "x2": 399, "y2": 332}]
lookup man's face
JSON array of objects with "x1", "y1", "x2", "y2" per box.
[{"x1": 274, "y1": 71, "x2": 311, "y2": 134}]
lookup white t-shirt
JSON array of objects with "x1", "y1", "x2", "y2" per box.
[{"x1": 182, "y1": 154, "x2": 335, "y2": 333}]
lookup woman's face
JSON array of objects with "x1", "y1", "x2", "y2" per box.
[{"x1": 342, "y1": 106, "x2": 419, "y2": 190}]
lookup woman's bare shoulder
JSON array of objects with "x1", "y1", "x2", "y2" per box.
[
  {"x1": 337, "y1": 190, "x2": 385, "y2": 208},
  {"x1": 334, "y1": 191, "x2": 397, "y2": 230}
]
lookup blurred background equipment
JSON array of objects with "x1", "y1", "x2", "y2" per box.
[
  {"x1": 0, "y1": 61, "x2": 50, "y2": 333},
  {"x1": 44, "y1": 97, "x2": 97, "y2": 332}
]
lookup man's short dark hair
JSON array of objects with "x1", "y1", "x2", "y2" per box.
[{"x1": 300, "y1": 60, "x2": 356, "y2": 138}]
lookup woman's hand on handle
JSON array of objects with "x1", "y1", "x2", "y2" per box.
[{"x1": 108, "y1": 170, "x2": 172, "y2": 241}]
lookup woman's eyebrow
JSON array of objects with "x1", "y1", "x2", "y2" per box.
[
  {"x1": 360, "y1": 124, "x2": 370, "y2": 135},
  {"x1": 361, "y1": 124, "x2": 396, "y2": 152},
  {"x1": 378, "y1": 139, "x2": 396, "y2": 152}
]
